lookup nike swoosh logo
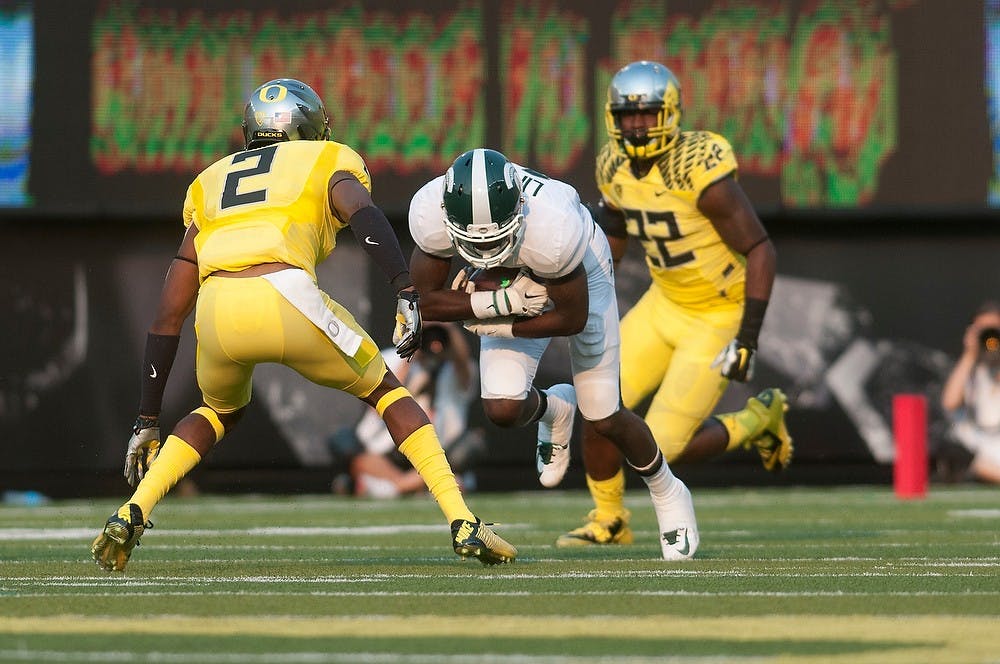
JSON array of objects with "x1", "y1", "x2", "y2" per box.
[
  {"x1": 149, "y1": 365, "x2": 158, "y2": 379},
  {"x1": 664, "y1": 528, "x2": 690, "y2": 556},
  {"x1": 654, "y1": 190, "x2": 669, "y2": 197},
  {"x1": 677, "y1": 529, "x2": 690, "y2": 556},
  {"x1": 364, "y1": 236, "x2": 379, "y2": 246}
]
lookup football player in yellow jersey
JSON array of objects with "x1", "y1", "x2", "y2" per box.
[
  {"x1": 557, "y1": 61, "x2": 793, "y2": 547},
  {"x1": 90, "y1": 78, "x2": 515, "y2": 571}
]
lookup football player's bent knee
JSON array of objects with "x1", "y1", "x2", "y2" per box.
[
  {"x1": 375, "y1": 386, "x2": 411, "y2": 417},
  {"x1": 575, "y1": 376, "x2": 621, "y2": 422},
  {"x1": 589, "y1": 409, "x2": 627, "y2": 439},
  {"x1": 480, "y1": 357, "x2": 530, "y2": 400},
  {"x1": 193, "y1": 406, "x2": 227, "y2": 443},
  {"x1": 218, "y1": 407, "x2": 245, "y2": 431},
  {"x1": 482, "y1": 398, "x2": 524, "y2": 428}
]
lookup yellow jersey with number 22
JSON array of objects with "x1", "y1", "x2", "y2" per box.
[{"x1": 596, "y1": 130, "x2": 745, "y2": 312}]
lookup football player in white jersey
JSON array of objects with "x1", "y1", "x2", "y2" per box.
[{"x1": 408, "y1": 147, "x2": 698, "y2": 560}]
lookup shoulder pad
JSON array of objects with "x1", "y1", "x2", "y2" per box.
[{"x1": 655, "y1": 131, "x2": 737, "y2": 194}]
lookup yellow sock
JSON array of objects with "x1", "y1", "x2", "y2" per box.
[
  {"x1": 398, "y1": 424, "x2": 475, "y2": 524},
  {"x1": 587, "y1": 468, "x2": 627, "y2": 519},
  {"x1": 717, "y1": 406, "x2": 766, "y2": 451},
  {"x1": 128, "y1": 435, "x2": 202, "y2": 518}
]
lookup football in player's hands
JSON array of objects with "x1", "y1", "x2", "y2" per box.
[
  {"x1": 469, "y1": 266, "x2": 524, "y2": 291},
  {"x1": 460, "y1": 265, "x2": 550, "y2": 319}
]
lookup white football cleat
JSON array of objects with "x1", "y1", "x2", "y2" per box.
[
  {"x1": 653, "y1": 480, "x2": 699, "y2": 561},
  {"x1": 536, "y1": 383, "x2": 576, "y2": 488}
]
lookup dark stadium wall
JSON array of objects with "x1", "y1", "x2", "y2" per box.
[{"x1": 1, "y1": 216, "x2": 998, "y2": 496}]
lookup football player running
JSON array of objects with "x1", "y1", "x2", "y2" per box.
[
  {"x1": 91, "y1": 79, "x2": 516, "y2": 572},
  {"x1": 408, "y1": 147, "x2": 698, "y2": 560},
  {"x1": 557, "y1": 60, "x2": 792, "y2": 548}
]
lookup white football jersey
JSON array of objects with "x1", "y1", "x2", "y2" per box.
[{"x1": 408, "y1": 164, "x2": 600, "y2": 279}]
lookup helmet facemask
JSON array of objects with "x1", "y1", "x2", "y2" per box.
[
  {"x1": 242, "y1": 78, "x2": 331, "y2": 150},
  {"x1": 605, "y1": 61, "x2": 682, "y2": 160},
  {"x1": 441, "y1": 149, "x2": 524, "y2": 269}
]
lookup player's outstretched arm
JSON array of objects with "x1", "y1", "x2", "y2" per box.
[
  {"x1": 331, "y1": 171, "x2": 422, "y2": 358},
  {"x1": 700, "y1": 175, "x2": 776, "y2": 382},
  {"x1": 127, "y1": 223, "x2": 200, "y2": 485},
  {"x1": 409, "y1": 248, "x2": 478, "y2": 322}
]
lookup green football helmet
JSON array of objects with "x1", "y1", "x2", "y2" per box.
[
  {"x1": 441, "y1": 148, "x2": 524, "y2": 269},
  {"x1": 605, "y1": 61, "x2": 682, "y2": 159},
  {"x1": 242, "y1": 78, "x2": 331, "y2": 149}
]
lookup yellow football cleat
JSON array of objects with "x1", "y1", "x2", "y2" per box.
[
  {"x1": 91, "y1": 503, "x2": 149, "y2": 572},
  {"x1": 745, "y1": 388, "x2": 793, "y2": 472},
  {"x1": 451, "y1": 518, "x2": 516, "y2": 565},
  {"x1": 555, "y1": 509, "x2": 633, "y2": 547}
]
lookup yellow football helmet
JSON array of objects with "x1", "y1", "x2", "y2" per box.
[{"x1": 605, "y1": 61, "x2": 682, "y2": 160}]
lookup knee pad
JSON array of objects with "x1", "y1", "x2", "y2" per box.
[{"x1": 480, "y1": 357, "x2": 531, "y2": 400}]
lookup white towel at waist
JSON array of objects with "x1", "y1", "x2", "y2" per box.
[{"x1": 262, "y1": 268, "x2": 363, "y2": 358}]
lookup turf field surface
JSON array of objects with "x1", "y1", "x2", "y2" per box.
[{"x1": 1, "y1": 485, "x2": 998, "y2": 663}]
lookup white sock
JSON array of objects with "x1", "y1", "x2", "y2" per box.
[
  {"x1": 636, "y1": 455, "x2": 680, "y2": 505},
  {"x1": 539, "y1": 387, "x2": 570, "y2": 427}
]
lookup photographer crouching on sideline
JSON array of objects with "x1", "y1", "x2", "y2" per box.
[{"x1": 940, "y1": 301, "x2": 1000, "y2": 484}]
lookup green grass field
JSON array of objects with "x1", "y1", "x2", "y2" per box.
[{"x1": 1, "y1": 485, "x2": 998, "y2": 663}]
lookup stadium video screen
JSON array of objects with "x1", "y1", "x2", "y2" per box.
[
  {"x1": 6, "y1": 0, "x2": 999, "y2": 217},
  {"x1": 0, "y1": 3, "x2": 31, "y2": 207}
]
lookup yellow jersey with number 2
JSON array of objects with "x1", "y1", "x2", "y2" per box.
[{"x1": 182, "y1": 140, "x2": 371, "y2": 283}]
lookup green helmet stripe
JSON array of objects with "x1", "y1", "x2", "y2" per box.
[{"x1": 444, "y1": 162, "x2": 472, "y2": 225}]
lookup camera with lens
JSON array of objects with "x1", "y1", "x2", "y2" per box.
[{"x1": 979, "y1": 327, "x2": 1000, "y2": 352}]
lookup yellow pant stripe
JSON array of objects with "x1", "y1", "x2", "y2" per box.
[
  {"x1": 193, "y1": 406, "x2": 225, "y2": 443},
  {"x1": 375, "y1": 387, "x2": 411, "y2": 417}
]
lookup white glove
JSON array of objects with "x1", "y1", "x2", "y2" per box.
[
  {"x1": 464, "y1": 317, "x2": 515, "y2": 338},
  {"x1": 711, "y1": 339, "x2": 756, "y2": 382},
  {"x1": 470, "y1": 271, "x2": 548, "y2": 319},
  {"x1": 393, "y1": 290, "x2": 422, "y2": 359},
  {"x1": 124, "y1": 416, "x2": 161, "y2": 487}
]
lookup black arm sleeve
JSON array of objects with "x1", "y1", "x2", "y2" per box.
[
  {"x1": 349, "y1": 205, "x2": 412, "y2": 292},
  {"x1": 595, "y1": 199, "x2": 628, "y2": 239},
  {"x1": 138, "y1": 332, "x2": 180, "y2": 416},
  {"x1": 736, "y1": 297, "x2": 769, "y2": 348}
]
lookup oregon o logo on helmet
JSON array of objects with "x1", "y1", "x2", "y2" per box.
[{"x1": 259, "y1": 84, "x2": 288, "y2": 103}]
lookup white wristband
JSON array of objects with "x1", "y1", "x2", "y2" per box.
[
  {"x1": 464, "y1": 319, "x2": 515, "y2": 338},
  {"x1": 470, "y1": 289, "x2": 510, "y2": 319}
]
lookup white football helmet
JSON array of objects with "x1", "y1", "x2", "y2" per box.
[{"x1": 441, "y1": 148, "x2": 524, "y2": 269}]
